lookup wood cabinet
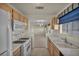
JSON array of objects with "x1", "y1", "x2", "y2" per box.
[
  {"x1": 20, "y1": 15, "x2": 24, "y2": 22},
  {"x1": 50, "y1": 18, "x2": 54, "y2": 29},
  {"x1": 20, "y1": 15, "x2": 27, "y2": 23},
  {"x1": 0, "y1": 3, "x2": 28, "y2": 23},
  {"x1": 21, "y1": 16, "x2": 28, "y2": 28},
  {"x1": 0, "y1": 3, "x2": 12, "y2": 13},
  {"x1": 25, "y1": 17, "x2": 28, "y2": 27},
  {"x1": 48, "y1": 38, "x2": 63, "y2": 56},
  {"x1": 48, "y1": 39, "x2": 54, "y2": 55},
  {"x1": 50, "y1": 16, "x2": 59, "y2": 30},
  {"x1": 48, "y1": 39, "x2": 52, "y2": 55},
  {"x1": 23, "y1": 16, "x2": 28, "y2": 24},
  {"x1": 0, "y1": 3, "x2": 28, "y2": 29},
  {"x1": 13, "y1": 47, "x2": 21, "y2": 56},
  {"x1": 53, "y1": 45, "x2": 60, "y2": 56},
  {"x1": 12, "y1": 9, "x2": 20, "y2": 20},
  {"x1": 0, "y1": 3, "x2": 12, "y2": 21}
]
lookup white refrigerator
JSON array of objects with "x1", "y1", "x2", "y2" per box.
[{"x1": 0, "y1": 9, "x2": 12, "y2": 56}]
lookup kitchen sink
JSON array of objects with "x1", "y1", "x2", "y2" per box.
[{"x1": 13, "y1": 40, "x2": 25, "y2": 44}]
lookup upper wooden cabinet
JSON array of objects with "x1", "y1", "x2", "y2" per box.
[
  {"x1": 52, "y1": 16, "x2": 58, "y2": 25},
  {"x1": 0, "y1": 3, "x2": 28, "y2": 24},
  {"x1": 0, "y1": 3, "x2": 12, "y2": 13},
  {"x1": 50, "y1": 16, "x2": 59, "y2": 30},
  {"x1": 20, "y1": 15, "x2": 28, "y2": 23},
  {"x1": 20, "y1": 15, "x2": 25, "y2": 22},
  {"x1": 12, "y1": 9, "x2": 20, "y2": 20},
  {"x1": 24, "y1": 16, "x2": 28, "y2": 23}
]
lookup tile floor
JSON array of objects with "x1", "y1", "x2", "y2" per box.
[{"x1": 31, "y1": 48, "x2": 50, "y2": 56}]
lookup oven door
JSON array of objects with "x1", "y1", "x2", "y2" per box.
[
  {"x1": 20, "y1": 45, "x2": 25, "y2": 56},
  {"x1": 28, "y1": 43, "x2": 31, "y2": 56},
  {"x1": 25, "y1": 42, "x2": 31, "y2": 56}
]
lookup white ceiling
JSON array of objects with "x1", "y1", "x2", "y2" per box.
[
  {"x1": 10, "y1": 3, "x2": 69, "y2": 15},
  {"x1": 10, "y1": 3, "x2": 69, "y2": 25}
]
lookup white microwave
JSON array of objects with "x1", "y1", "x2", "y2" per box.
[{"x1": 13, "y1": 20, "x2": 25, "y2": 31}]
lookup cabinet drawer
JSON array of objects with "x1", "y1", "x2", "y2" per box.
[{"x1": 13, "y1": 47, "x2": 21, "y2": 56}]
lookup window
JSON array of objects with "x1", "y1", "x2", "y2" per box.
[
  {"x1": 72, "y1": 20, "x2": 79, "y2": 35},
  {"x1": 62, "y1": 23, "x2": 68, "y2": 33},
  {"x1": 62, "y1": 20, "x2": 79, "y2": 36},
  {"x1": 67, "y1": 22, "x2": 73, "y2": 34}
]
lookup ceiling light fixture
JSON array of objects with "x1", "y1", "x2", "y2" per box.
[{"x1": 36, "y1": 20, "x2": 46, "y2": 22}]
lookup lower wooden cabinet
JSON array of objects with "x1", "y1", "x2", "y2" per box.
[
  {"x1": 48, "y1": 38, "x2": 63, "y2": 56},
  {"x1": 13, "y1": 47, "x2": 21, "y2": 56},
  {"x1": 48, "y1": 39, "x2": 51, "y2": 55},
  {"x1": 48, "y1": 39, "x2": 54, "y2": 56},
  {"x1": 53, "y1": 45, "x2": 60, "y2": 56}
]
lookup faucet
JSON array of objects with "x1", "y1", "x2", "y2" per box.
[
  {"x1": 64, "y1": 37, "x2": 73, "y2": 45},
  {"x1": 61, "y1": 37, "x2": 68, "y2": 43}
]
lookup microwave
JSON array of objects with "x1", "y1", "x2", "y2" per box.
[{"x1": 13, "y1": 20, "x2": 25, "y2": 31}]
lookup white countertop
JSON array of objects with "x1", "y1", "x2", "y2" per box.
[
  {"x1": 59, "y1": 48, "x2": 79, "y2": 56},
  {"x1": 46, "y1": 33, "x2": 79, "y2": 56}
]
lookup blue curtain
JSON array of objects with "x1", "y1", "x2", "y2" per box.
[{"x1": 59, "y1": 7, "x2": 79, "y2": 24}]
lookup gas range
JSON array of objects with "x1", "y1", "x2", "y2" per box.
[{"x1": 13, "y1": 37, "x2": 31, "y2": 56}]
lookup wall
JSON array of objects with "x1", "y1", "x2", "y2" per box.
[{"x1": 29, "y1": 19, "x2": 48, "y2": 48}]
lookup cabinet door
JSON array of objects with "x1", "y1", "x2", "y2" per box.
[
  {"x1": 48, "y1": 40, "x2": 51, "y2": 55},
  {"x1": 13, "y1": 47, "x2": 21, "y2": 56},
  {"x1": 50, "y1": 43, "x2": 54, "y2": 56},
  {"x1": 0, "y1": 3, "x2": 12, "y2": 21},
  {"x1": 50, "y1": 43, "x2": 52, "y2": 56},
  {"x1": 20, "y1": 15, "x2": 28, "y2": 23},
  {"x1": 0, "y1": 3, "x2": 12, "y2": 13},
  {"x1": 48, "y1": 39, "x2": 54, "y2": 56},
  {"x1": 25, "y1": 17, "x2": 28, "y2": 28},
  {"x1": 72, "y1": 20, "x2": 79, "y2": 35},
  {"x1": 48, "y1": 39, "x2": 60, "y2": 56},
  {"x1": 53, "y1": 46, "x2": 60, "y2": 56},
  {"x1": 20, "y1": 15, "x2": 24, "y2": 22},
  {"x1": 13, "y1": 9, "x2": 20, "y2": 20},
  {"x1": 54, "y1": 17, "x2": 58, "y2": 24}
]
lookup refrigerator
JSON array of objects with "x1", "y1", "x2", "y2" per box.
[{"x1": 0, "y1": 9, "x2": 12, "y2": 56}]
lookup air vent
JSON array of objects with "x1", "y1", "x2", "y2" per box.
[{"x1": 35, "y1": 6, "x2": 44, "y2": 9}]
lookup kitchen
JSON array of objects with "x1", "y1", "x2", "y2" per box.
[{"x1": 0, "y1": 3, "x2": 79, "y2": 56}]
